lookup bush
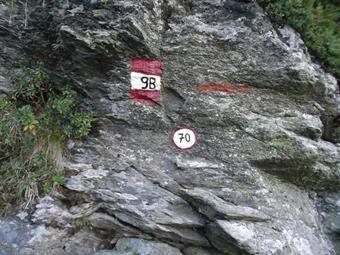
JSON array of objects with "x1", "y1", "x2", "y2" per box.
[
  {"x1": 262, "y1": 0, "x2": 340, "y2": 79},
  {"x1": 0, "y1": 63, "x2": 94, "y2": 213}
]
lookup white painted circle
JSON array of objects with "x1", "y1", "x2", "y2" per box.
[{"x1": 172, "y1": 128, "x2": 196, "y2": 150}]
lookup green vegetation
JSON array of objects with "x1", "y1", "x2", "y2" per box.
[
  {"x1": 76, "y1": 218, "x2": 93, "y2": 230},
  {"x1": 101, "y1": 0, "x2": 110, "y2": 9},
  {"x1": 262, "y1": 0, "x2": 340, "y2": 79},
  {"x1": 0, "y1": 63, "x2": 94, "y2": 213}
]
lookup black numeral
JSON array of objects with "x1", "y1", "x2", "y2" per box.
[
  {"x1": 141, "y1": 77, "x2": 149, "y2": 89},
  {"x1": 141, "y1": 77, "x2": 157, "y2": 89},
  {"x1": 179, "y1": 133, "x2": 190, "y2": 143}
]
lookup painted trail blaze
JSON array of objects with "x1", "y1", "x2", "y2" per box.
[
  {"x1": 130, "y1": 58, "x2": 163, "y2": 104},
  {"x1": 198, "y1": 83, "x2": 253, "y2": 94}
]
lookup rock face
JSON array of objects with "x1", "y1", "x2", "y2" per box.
[
  {"x1": 0, "y1": 217, "x2": 108, "y2": 255},
  {"x1": 91, "y1": 238, "x2": 183, "y2": 255},
  {"x1": 0, "y1": 0, "x2": 339, "y2": 255}
]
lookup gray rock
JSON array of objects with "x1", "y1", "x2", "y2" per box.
[
  {"x1": 91, "y1": 238, "x2": 183, "y2": 255},
  {"x1": 207, "y1": 219, "x2": 333, "y2": 255},
  {"x1": 65, "y1": 165, "x2": 209, "y2": 247},
  {"x1": 182, "y1": 187, "x2": 270, "y2": 221},
  {"x1": 114, "y1": 238, "x2": 183, "y2": 255},
  {"x1": 0, "y1": 74, "x2": 11, "y2": 95},
  {"x1": 32, "y1": 196, "x2": 74, "y2": 228},
  {"x1": 0, "y1": 218, "x2": 33, "y2": 255},
  {"x1": 183, "y1": 247, "x2": 223, "y2": 255},
  {"x1": 0, "y1": 218, "x2": 106, "y2": 255},
  {"x1": 87, "y1": 212, "x2": 148, "y2": 239},
  {"x1": 319, "y1": 193, "x2": 340, "y2": 253},
  {"x1": 91, "y1": 251, "x2": 117, "y2": 255}
]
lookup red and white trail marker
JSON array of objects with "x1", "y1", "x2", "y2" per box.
[{"x1": 130, "y1": 58, "x2": 163, "y2": 104}]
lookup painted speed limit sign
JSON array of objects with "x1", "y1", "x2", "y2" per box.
[{"x1": 172, "y1": 127, "x2": 197, "y2": 150}]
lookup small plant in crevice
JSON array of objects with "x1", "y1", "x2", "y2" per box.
[
  {"x1": 76, "y1": 217, "x2": 93, "y2": 230},
  {"x1": 0, "y1": 62, "x2": 94, "y2": 213},
  {"x1": 101, "y1": 0, "x2": 111, "y2": 9}
]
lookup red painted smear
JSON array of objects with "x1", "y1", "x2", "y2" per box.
[
  {"x1": 130, "y1": 89, "x2": 161, "y2": 104},
  {"x1": 131, "y1": 58, "x2": 163, "y2": 76},
  {"x1": 198, "y1": 83, "x2": 253, "y2": 94}
]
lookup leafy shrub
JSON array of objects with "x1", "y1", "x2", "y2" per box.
[
  {"x1": 262, "y1": 0, "x2": 340, "y2": 79},
  {"x1": 0, "y1": 63, "x2": 94, "y2": 213},
  {"x1": 51, "y1": 88, "x2": 94, "y2": 139},
  {"x1": 17, "y1": 105, "x2": 39, "y2": 134}
]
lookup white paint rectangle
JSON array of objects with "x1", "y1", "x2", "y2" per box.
[{"x1": 131, "y1": 72, "x2": 161, "y2": 90}]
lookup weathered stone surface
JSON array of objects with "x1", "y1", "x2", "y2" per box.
[
  {"x1": 90, "y1": 238, "x2": 184, "y2": 255},
  {"x1": 0, "y1": 0, "x2": 339, "y2": 254},
  {"x1": 0, "y1": 74, "x2": 11, "y2": 95},
  {"x1": 207, "y1": 219, "x2": 333, "y2": 255},
  {"x1": 90, "y1": 252, "x2": 118, "y2": 255},
  {"x1": 0, "y1": 217, "x2": 107, "y2": 255},
  {"x1": 319, "y1": 193, "x2": 340, "y2": 253},
  {"x1": 183, "y1": 247, "x2": 223, "y2": 255},
  {"x1": 0, "y1": 3, "x2": 21, "y2": 96},
  {"x1": 32, "y1": 196, "x2": 74, "y2": 228},
  {"x1": 181, "y1": 187, "x2": 270, "y2": 221},
  {"x1": 64, "y1": 165, "x2": 209, "y2": 247},
  {"x1": 87, "y1": 212, "x2": 147, "y2": 238},
  {"x1": 90, "y1": 252, "x2": 116, "y2": 255},
  {"x1": 114, "y1": 238, "x2": 183, "y2": 255}
]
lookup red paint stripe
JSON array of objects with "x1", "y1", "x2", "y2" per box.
[
  {"x1": 131, "y1": 58, "x2": 163, "y2": 76},
  {"x1": 130, "y1": 89, "x2": 161, "y2": 104},
  {"x1": 198, "y1": 83, "x2": 253, "y2": 94}
]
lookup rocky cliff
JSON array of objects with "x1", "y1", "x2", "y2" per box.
[{"x1": 0, "y1": 0, "x2": 339, "y2": 255}]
